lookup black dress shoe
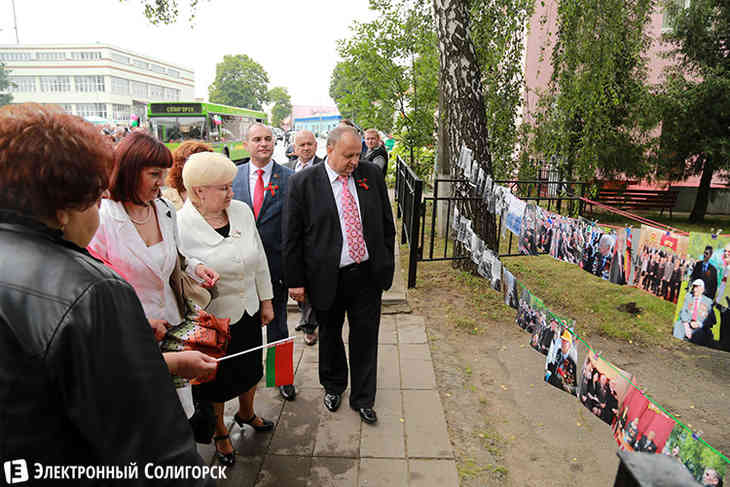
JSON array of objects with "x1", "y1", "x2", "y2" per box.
[
  {"x1": 279, "y1": 384, "x2": 296, "y2": 401},
  {"x1": 323, "y1": 392, "x2": 342, "y2": 412},
  {"x1": 356, "y1": 407, "x2": 377, "y2": 424},
  {"x1": 233, "y1": 413, "x2": 274, "y2": 432}
]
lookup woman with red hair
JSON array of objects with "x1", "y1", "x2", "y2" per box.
[
  {"x1": 0, "y1": 103, "x2": 214, "y2": 482},
  {"x1": 162, "y1": 140, "x2": 214, "y2": 210},
  {"x1": 89, "y1": 132, "x2": 220, "y2": 419}
]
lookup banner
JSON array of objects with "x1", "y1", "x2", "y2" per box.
[{"x1": 631, "y1": 225, "x2": 689, "y2": 303}]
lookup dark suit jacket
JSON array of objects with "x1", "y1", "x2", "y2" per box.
[
  {"x1": 232, "y1": 160, "x2": 293, "y2": 285},
  {"x1": 283, "y1": 161, "x2": 396, "y2": 310},
  {"x1": 283, "y1": 155, "x2": 324, "y2": 171},
  {"x1": 690, "y1": 260, "x2": 718, "y2": 299}
]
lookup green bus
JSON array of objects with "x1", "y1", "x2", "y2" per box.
[{"x1": 147, "y1": 102, "x2": 266, "y2": 162}]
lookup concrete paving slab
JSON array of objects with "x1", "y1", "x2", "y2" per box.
[
  {"x1": 293, "y1": 358, "x2": 320, "y2": 389},
  {"x1": 359, "y1": 458, "x2": 408, "y2": 486},
  {"x1": 377, "y1": 344, "x2": 401, "y2": 389},
  {"x1": 402, "y1": 390, "x2": 453, "y2": 459},
  {"x1": 397, "y1": 314, "x2": 425, "y2": 328},
  {"x1": 399, "y1": 343, "x2": 432, "y2": 361},
  {"x1": 211, "y1": 455, "x2": 261, "y2": 487},
  {"x1": 299, "y1": 342, "x2": 319, "y2": 365},
  {"x1": 397, "y1": 316, "x2": 427, "y2": 344},
  {"x1": 360, "y1": 389, "x2": 405, "y2": 459},
  {"x1": 408, "y1": 459, "x2": 459, "y2": 487},
  {"x1": 257, "y1": 455, "x2": 312, "y2": 487},
  {"x1": 268, "y1": 388, "x2": 322, "y2": 456},
  {"x1": 400, "y1": 358, "x2": 437, "y2": 389},
  {"x1": 307, "y1": 457, "x2": 358, "y2": 487},
  {"x1": 379, "y1": 315, "x2": 398, "y2": 345},
  {"x1": 313, "y1": 404, "x2": 362, "y2": 457}
]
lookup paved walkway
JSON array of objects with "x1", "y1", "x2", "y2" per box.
[{"x1": 199, "y1": 311, "x2": 458, "y2": 486}]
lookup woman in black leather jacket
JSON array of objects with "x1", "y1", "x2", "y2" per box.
[{"x1": 0, "y1": 104, "x2": 215, "y2": 485}]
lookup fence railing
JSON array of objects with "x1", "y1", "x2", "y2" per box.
[{"x1": 394, "y1": 156, "x2": 590, "y2": 287}]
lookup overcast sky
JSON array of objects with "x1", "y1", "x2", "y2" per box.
[{"x1": 0, "y1": 0, "x2": 377, "y2": 106}]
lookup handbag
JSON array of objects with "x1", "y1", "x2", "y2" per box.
[{"x1": 170, "y1": 251, "x2": 213, "y2": 316}]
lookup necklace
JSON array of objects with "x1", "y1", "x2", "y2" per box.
[
  {"x1": 127, "y1": 204, "x2": 152, "y2": 225},
  {"x1": 205, "y1": 212, "x2": 228, "y2": 227}
]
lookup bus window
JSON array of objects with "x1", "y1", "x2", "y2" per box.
[{"x1": 151, "y1": 116, "x2": 205, "y2": 143}]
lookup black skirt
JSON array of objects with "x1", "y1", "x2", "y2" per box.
[{"x1": 193, "y1": 312, "x2": 263, "y2": 403}]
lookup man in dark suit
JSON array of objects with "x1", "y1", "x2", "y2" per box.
[
  {"x1": 232, "y1": 123, "x2": 297, "y2": 401},
  {"x1": 691, "y1": 246, "x2": 718, "y2": 300},
  {"x1": 283, "y1": 126, "x2": 395, "y2": 424},
  {"x1": 284, "y1": 130, "x2": 324, "y2": 346}
]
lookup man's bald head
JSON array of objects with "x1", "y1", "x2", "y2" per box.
[{"x1": 294, "y1": 130, "x2": 317, "y2": 163}]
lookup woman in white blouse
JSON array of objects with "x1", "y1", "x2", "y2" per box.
[
  {"x1": 88, "y1": 133, "x2": 220, "y2": 419},
  {"x1": 178, "y1": 152, "x2": 275, "y2": 467}
]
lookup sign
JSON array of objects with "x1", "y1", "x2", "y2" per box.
[{"x1": 149, "y1": 103, "x2": 202, "y2": 114}]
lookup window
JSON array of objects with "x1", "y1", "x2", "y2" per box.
[
  {"x1": 70, "y1": 51, "x2": 101, "y2": 61},
  {"x1": 0, "y1": 52, "x2": 32, "y2": 62},
  {"x1": 8, "y1": 76, "x2": 36, "y2": 92},
  {"x1": 132, "y1": 59, "x2": 149, "y2": 70},
  {"x1": 75, "y1": 75, "x2": 105, "y2": 92},
  {"x1": 131, "y1": 81, "x2": 148, "y2": 98},
  {"x1": 35, "y1": 51, "x2": 66, "y2": 61},
  {"x1": 150, "y1": 64, "x2": 166, "y2": 75},
  {"x1": 110, "y1": 76, "x2": 130, "y2": 95},
  {"x1": 110, "y1": 52, "x2": 130, "y2": 65},
  {"x1": 151, "y1": 117, "x2": 205, "y2": 143},
  {"x1": 60, "y1": 104, "x2": 74, "y2": 114},
  {"x1": 40, "y1": 76, "x2": 71, "y2": 92},
  {"x1": 167, "y1": 69, "x2": 180, "y2": 78},
  {"x1": 164, "y1": 87, "x2": 178, "y2": 100},
  {"x1": 76, "y1": 103, "x2": 107, "y2": 119},
  {"x1": 149, "y1": 84, "x2": 164, "y2": 99},
  {"x1": 111, "y1": 104, "x2": 131, "y2": 122}
]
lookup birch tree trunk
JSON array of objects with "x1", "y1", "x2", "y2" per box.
[{"x1": 432, "y1": 0, "x2": 492, "y2": 176}]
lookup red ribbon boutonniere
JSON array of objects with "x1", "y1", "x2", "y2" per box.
[
  {"x1": 264, "y1": 183, "x2": 279, "y2": 196},
  {"x1": 356, "y1": 178, "x2": 369, "y2": 190}
]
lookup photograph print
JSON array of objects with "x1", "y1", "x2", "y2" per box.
[
  {"x1": 503, "y1": 268, "x2": 519, "y2": 309},
  {"x1": 530, "y1": 311, "x2": 576, "y2": 356},
  {"x1": 577, "y1": 352, "x2": 633, "y2": 426},
  {"x1": 613, "y1": 388, "x2": 676, "y2": 457},
  {"x1": 518, "y1": 203, "x2": 539, "y2": 255},
  {"x1": 505, "y1": 193, "x2": 527, "y2": 237},
  {"x1": 516, "y1": 287, "x2": 546, "y2": 334},
  {"x1": 544, "y1": 327, "x2": 580, "y2": 396},
  {"x1": 662, "y1": 423, "x2": 728, "y2": 486},
  {"x1": 631, "y1": 225, "x2": 689, "y2": 303},
  {"x1": 580, "y1": 226, "x2": 616, "y2": 281},
  {"x1": 549, "y1": 215, "x2": 586, "y2": 265}
]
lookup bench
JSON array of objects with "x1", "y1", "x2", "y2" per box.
[{"x1": 589, "y1": 187, "x2": 679, "y2": 218}]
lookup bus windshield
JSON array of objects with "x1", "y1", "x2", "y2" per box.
[{"x1": 151, "y1": 117, "x2": 205, "y2": 143}]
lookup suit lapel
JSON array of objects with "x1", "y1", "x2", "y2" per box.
[
  {"x1": 238, "y1": 164, "x2": 252, "y2": 206},
  {"x1": 317, "y1": 163, "x2": 342, "y2": 232},
  {"x1": 110, "y1": 200, "x2": 167, "y2": 283}
]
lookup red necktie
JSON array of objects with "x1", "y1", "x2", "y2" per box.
[
  {"x1": 339, "y1": 175, "x2": 366, "y2": 263},
  {"x1": 253, "y1": 169, "x2": 264, "y2": 219}
]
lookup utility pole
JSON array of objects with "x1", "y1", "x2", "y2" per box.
[{"x1": 11, "y1": 0, "x2": 19, "y2": 43}]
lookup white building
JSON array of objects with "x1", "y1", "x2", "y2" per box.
[{"x1": 0, "y1": 44, "x2": 195, "y2": 125}]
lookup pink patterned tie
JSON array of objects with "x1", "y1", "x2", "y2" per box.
[{"x1": 339, "y1": 175, "x2": 366, "y2": 263}]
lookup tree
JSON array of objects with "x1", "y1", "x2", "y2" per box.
[
  {"x1": 268, "y1": 86, "x2": 292, "y2": 128},
  {"x1": 653, "y1": 0, "x2": 730, "y2": 222},
  {"x1": 121, "y1": 0, "x2": 200, "y2": 25},
  {"x1": 470, "y1": 0, "x2": 535, "y2": 178},
  {"x1": 527, "y1": 0, "x2": 655, "y2": 181},
  {"x1": 208, "y1": 55, "x2": 269, "y2": 110},
  {"x1": 331, "y1": 0, "x2": 438, "y2": 177},
  {"x1": 0, "y1": 63, "x2": 13, "y2": 107}
]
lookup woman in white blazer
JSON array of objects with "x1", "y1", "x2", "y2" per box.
[
  {"x1": 88, "y1": 133, "x2": 220, "y2": 420},
  {"x1": 177, "y1": 152, "x2": 275, "y2": 468}
]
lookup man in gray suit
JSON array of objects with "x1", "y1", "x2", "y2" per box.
[
  {"x1": 284, "y1": 130, "x2": 324, "y2": 172},
  {"x1": 286, "y1": 130, "x2": 322, "y2": 345}
]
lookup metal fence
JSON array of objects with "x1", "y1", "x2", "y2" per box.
[{"x1": 395, "y1": 157, "x2": 590, "y2": 287}]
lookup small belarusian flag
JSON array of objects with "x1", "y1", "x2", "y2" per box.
[{"x1": 265, "y1": 337, "x2": 294, "y2": 387}]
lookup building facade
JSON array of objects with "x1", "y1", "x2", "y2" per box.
[
  {"x1": 293, "y1": 114, "x2": 342, "y2": 136},
  {"x1": 0, "y1": 44, "x2": 194, "y2": 125}
]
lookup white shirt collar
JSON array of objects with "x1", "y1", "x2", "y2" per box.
[
  {"x1": 324, "y1": 159, "x2": 345, "y2": 184},
  {"x1": 249, "y1": 159, "x2": 273, "y2": 178}
]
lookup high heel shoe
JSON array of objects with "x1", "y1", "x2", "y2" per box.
[
  {"x1": 213, "y1": 435, "x2": 236, "y2": 467},
  {"x1": 234, "y1": 412, "x2": 274, "y2": 432}
]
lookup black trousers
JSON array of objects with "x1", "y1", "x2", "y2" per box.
[{"x1": 315, "y1": 262, "x2": 382, "y2": 409}]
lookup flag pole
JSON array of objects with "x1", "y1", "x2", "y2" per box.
[{"x1": 216, "y1": 336, "x2": 295, "y2": 362}]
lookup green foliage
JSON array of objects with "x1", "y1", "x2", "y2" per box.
[
  {"x1": 208, "y1": 54, "x2": 270, "y2": 110},
  {"x1": 391, "y1": 141, "x2": 434, "y2": 180},
  {"x1": 268, "y1": 86, "x2": 292, "y2": 128},
  {"x1": 469, "y1": 0, "x2": 535, "y2": 179},
  {"x1": 331, "y1": 0, "x2": 438, "y2": 173},
  {"x1": 527, "y1": 0, "x2": 655, "y2": 181},
  {"x1": 0, "y1": 63, "x2": 12, "y2": 107},
  {"x1": 652, "y1": 0, "x2": 730, "y2": 221},
  {"x1": 663, "y1": 426, "x2": 727, "y2": 481},
  {"x1": 121, "y1": 0, "x2": 201, "y2": 25}
]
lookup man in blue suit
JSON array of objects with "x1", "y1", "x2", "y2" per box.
[{"x1": 232, "y1": 123, "x2": 296, "y2": 401}]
